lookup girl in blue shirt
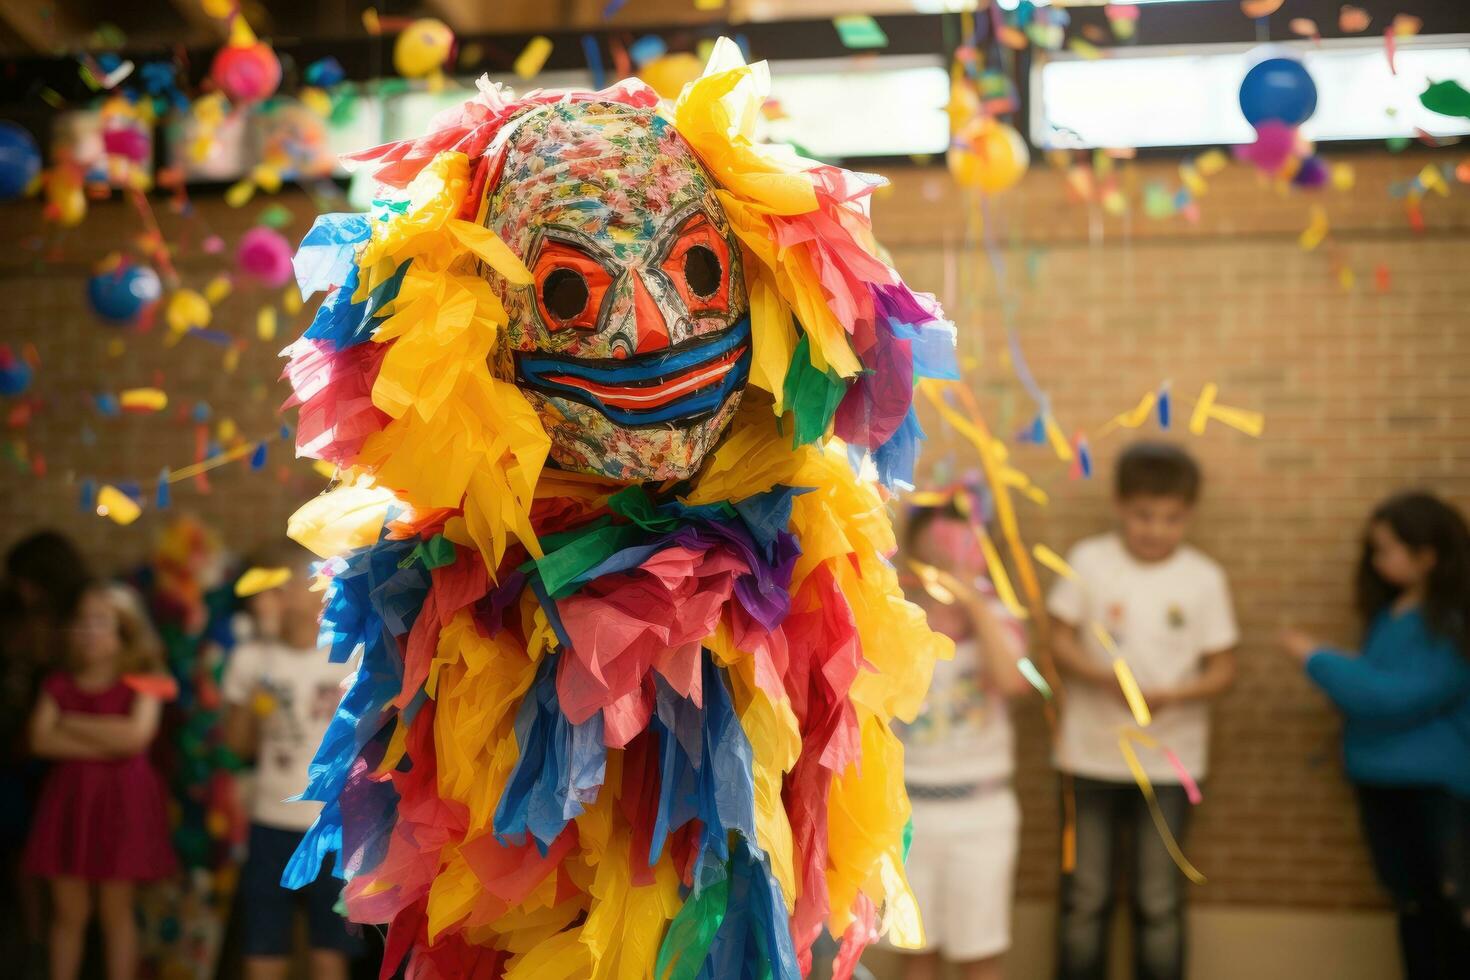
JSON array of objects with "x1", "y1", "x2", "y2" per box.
[{"x1": 1281, "y1": 491, "x2": 1470, "y2": 980}]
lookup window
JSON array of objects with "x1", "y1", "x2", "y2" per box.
[
  {"x1": 764, "y1": 56, "x2": 951, "y2": 158},
  {"x1": 1030, "y1": 35, "x2": 1470, "y2": 149}
]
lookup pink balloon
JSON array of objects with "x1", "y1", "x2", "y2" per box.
[
  {"x1": 236, "y1": 227, "x2": 293, "y2": 288},
  {"x1": 1235, "y1": 120, "x2": 1297, "y2": 173}
]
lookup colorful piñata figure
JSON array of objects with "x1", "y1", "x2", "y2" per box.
[{"x1": 283, "y1": 40, "x2": 959, "y2": 980}]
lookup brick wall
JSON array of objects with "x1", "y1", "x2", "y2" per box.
[
  {"x1": 3, "y1": 150, "x2": 1466, "y2": 910},
  {"x1": 875, "y1": 151, "x2": 1470, "y2": 909}
]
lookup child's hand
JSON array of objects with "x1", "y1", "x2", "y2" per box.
[
  {"x1": 1277, "y1": 628, "x2": 1319, "y2": 663},
  {"x1": 1140, "y1": 687, "x2": 1175, "y2": 712}
]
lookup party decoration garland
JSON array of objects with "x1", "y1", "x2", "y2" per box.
[{"x1": 282, "y1": 39, "x2": 957, "y2": 979}]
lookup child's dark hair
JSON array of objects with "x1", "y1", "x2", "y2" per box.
[
  {"x1": 4, "y1": 529, "x2": 91, "y2": 618},
  {"x1": 1115, "y1": 441, "x2": 1201, "y2": 504},
  {"x1": 1356, "y1": 491, "x2": 1470, "y2": 656},
  {"x1": 904, "y1": 501, "x2": 968, "y2": 553}
]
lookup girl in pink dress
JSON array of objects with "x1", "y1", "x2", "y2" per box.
[{"x1": 25, "y1": 582, "x2": 177, "y2": 980}]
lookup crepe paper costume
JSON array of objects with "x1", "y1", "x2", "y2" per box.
[{"x1": 282, "y1": 39, "x2": 957, "y2": 980}]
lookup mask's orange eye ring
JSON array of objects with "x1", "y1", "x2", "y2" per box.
[
  {"x1": 533, "y1": 242, "x2": 612, "y2": 332},
  {"x1": 660, "y1": 213, "x2": 732, "y2": 316},
  {"x1": 682, "y1": 245, "x2": 722, "y2": 299},
  {"x1": 543, "y1": 268, "x2": 589, "y2": 321}
]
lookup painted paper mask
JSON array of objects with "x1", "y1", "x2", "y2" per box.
[{"x1": 484, "y1": 102, "x2": 749, "y2": 483}]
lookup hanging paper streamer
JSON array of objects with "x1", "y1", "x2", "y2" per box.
[
  {"x1": 514, "y1": 36, "x2": 554, "y2": 80},
  {"x1": 1156, "y1": 383, "x2": 1171, "y2": 430},
  {"x1": 1118, "y1": 734, "x2": 1206, "y2": 883},
  {"x1": 1189, "y1": 383, "x2": 1265, "y2": 437},
  {"x1": 119, "y1": 387, "x2": 168, "y2": 412},
  {"x1": 1017, "y1": 657, "x2": 1053, "y2": 699},
  {"x1": 95, "y1": 484, "x2": 142, "y2": 525},
  {"x1": 1091, "y1": 624, "x2": 1152, "y2": 727}
]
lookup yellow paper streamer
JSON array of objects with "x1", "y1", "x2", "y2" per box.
[
  {"x1": 1118, "y1": 734, "x2": 1206, "y2": 884},
  {"x1": 1299, "y1": 204, "x2": 1329, "y2": 251},
  {"x1": 514, "y1": 36, "x2": 553, "y2": 80},
  {"x1": 1112, "y1": 656, "x2": 1153, "y2": 728},
  {"x1": 1032, "y1": 543, "x2": 1077, "y2": 580},
  {"x1": 1189, "y1": 383, "x2": 1265, "y2": 437}
]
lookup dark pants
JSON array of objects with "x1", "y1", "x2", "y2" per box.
[
  {"x1": 239, "y1": 823, "x2": 363, "y2": 958},
  {"x1": 1356, "y1": 784, "x2": 1470, "y2": 980},
  {"x1": 1057, "y1": 776, "x2": 1191, "y2": 980}
]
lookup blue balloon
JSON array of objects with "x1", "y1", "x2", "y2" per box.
[
  {"x1": 1239, "y1": 57, "x2": 1318, "y2": 127},
  {"x1": 0, "y1": 122, "x2": 39, "y2": 200},
  {"x1": 87, "y1": 265, "x2": 163, "y2": 324}
]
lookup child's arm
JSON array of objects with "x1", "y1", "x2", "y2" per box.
[
  {"x1": 1302, "y1": 641, "x2": 1470, "y2": 727},
  {"x1": 1050, "y1": 618, "x2": 1119, "y2": 690},
  {"x1": 1144, "y1": 648, "x2": 1237, "y2": 709},
  {"x1": 28, "y1": 691, "x2": 116, "y2": 759},
  {"x1": 963, "y1": 590, "x2": 1031, "y2": 699},
  {"x1": 221, "y1": 702, "x2": 259, "y2": 762},
  {"x1": 55, "y1": 694, "x2": 163, "y2": 756}
]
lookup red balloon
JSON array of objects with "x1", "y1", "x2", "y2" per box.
[{"x1": 210, "y1": 42, "x2": 282, "y2": 105}]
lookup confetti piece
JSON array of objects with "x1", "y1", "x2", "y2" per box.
[
  {"x1": 1339, "y1": 5, "x2": 1370, "y2": 33},
  {"x1": 1330, "y1": 162, "x2": 1356, "y2": 191},
  {"x1": 155, "y1": 470, "x2": 170, "y2": 509},
  {"x1": 1391, "y1": 13, "x2": 1422, "y2": 37},
  {"x1": 96, "y1": 484, "x2": 141, "y2": 525},
  {"x1": 224, "y1": 179, "x2": 255, "y2": 208},
  {"x1": 1067, "y1": 38, "x2": 1103, "y2": 60},
  {"x1": 1157, "y1": 383, "x2": 1172, "y2": 430},
  {"x1": 1076, "y1": 435, "x2": 1093, "y2": 479},
  {"x1": 257, "y1": 306, "x2": 277, "y2": 341},
  {"x1": 694, "y1": 0, "x2": 724, "y2": 9},
  {"x1": 119, "y1": 387, "x2": 168, "y2": 412},
  {"x1": 1420, "y1": 80, "x2": 1470, "y2": 120},
  {"x1": 236, "y1": 566, "x2": 293, "y2": 597},
  {"x1": 1032, "y1": 544, "x2": 1078, "y2": 581},
  {"x1": 833, "y1": 15, "x2": 888, "y2": 50},
  {"x1": 908, "y1": 560, "x2": 957, "y2": 606},
  {"x1": 628, "y1": 35, "x2": 667, "y2": 67},
  {"x1": 1190, "y1": 382, "x2": 1265, "y2": 437},
  {"x1": 1018, "y1": 657, "x2": 1053, "y2": 700},
  {"x1": 1337, "y1": 265, "x2": 1356, "y2": 291},
  {"x1": 1289, "y1": 18, "x2": 1319, "y2": 39},
  {"x1": 1106, "y1": 391, "x2": 1157, "y2": 432},
  {"x1": 1118, "y1": 735, "x2": 1206, "y2": 883},
  {"x1": 1299, "y1": 204, "x2": 1329, "y2": 251},
  {"x1": 1240, "y1": 0, "x2": 1284, "y2": 17},
  {"x1": 1374, "y1": 263, "x2": 1392, "y2": 292},
  {"x1": 514, "y1": 36, "x2": 553, "y2": 79},
  {"x1": 1111, "y1": 655, "x2": 1152, "y2": 727},
  {"x1": 581, "y1": 34, "x2": 605, "y2": 89},
  {"x1": 204, "y1": 275, "x2": 232, "y2": 305},
  {"x1": 251, "y1": 690, "x2": 277, "y2": 716},
  {"x1": 1195, "y1": 149, "x2": 1229, "y2": 176}
]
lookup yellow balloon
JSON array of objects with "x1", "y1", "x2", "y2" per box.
[
  {"x1": 638, "y1": 53, "x2": 703, "y2": 101},
  {"x1": 166, "y1": 289, "x2": 212, "y2": 334},
  {"x1": 394, "y1": 18, "x2": 455, "y2": 79},
  {"x1": 947, "y1": 119, "x2": 1030, "y2": 193}
]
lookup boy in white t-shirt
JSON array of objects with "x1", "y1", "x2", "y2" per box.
[
  {"x1": 896, "y1": 495, "x2": 1030, "y2": 980},
  {"x1": 1047, "y1": 442, "x2": 1238, "y2": 980},
  {"x1": 221, "y1": 551, "x2": 359, "y2": 980}
]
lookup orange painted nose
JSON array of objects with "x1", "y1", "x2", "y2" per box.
[{"x1": 630, "y1": 272, "x2": 670, "y2": 353}]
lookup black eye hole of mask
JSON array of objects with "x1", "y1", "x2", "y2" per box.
[
  {"x1": 543, "y1": 268, "x2": 589, "y2": 321},
  {"x1": 683, "y1": 245, "x2": 722, "y2": 300}
]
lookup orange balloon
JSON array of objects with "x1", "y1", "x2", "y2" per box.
[
  {"x1": 638, "y1": 53, "x2": 703, "y2": 101},
  {"x1": 948, "y1": 119, "x2": 1030, "y2": 193}
]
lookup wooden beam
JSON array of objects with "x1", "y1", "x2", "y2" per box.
[
  {"x1": 168, "y1": 0, "x2": 230, "y2": 40},
  {"x1": 0, "y1": 0, "x2": 86, "y2": 52}
]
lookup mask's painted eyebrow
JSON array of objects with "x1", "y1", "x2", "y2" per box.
[
  {"x1": 529, "y1": 224, "x2": 621, "y2": 277},
  {"x1": 645, "y1": 204, "x2": 717, "y2": 267}
]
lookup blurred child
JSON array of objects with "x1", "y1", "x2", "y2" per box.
[
  {"x1": 221, "y1": 550, "x2": 360, "y2": 980},
  {"x1": 896, "y1": 493, "x2": 1030, "y2": 980},
  {"x1": 25, "y1": 581, "x2": 178, "y2": 980},
  {"x1": 1279, "y1": 491, "x2": 1470, "y2": 980},
  {"x1": 1047, "y1": 442, "x2": 1237, "y2": 980}
]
